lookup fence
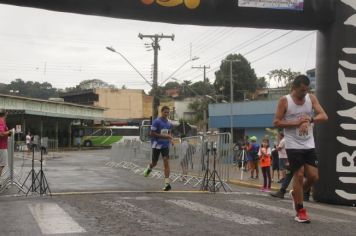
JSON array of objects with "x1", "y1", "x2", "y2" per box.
[
  {"x1": 0, "y1": 130, "x2": 26, "y2": 193},
  {"x1": 107, "y1": 133, "x2": 232, "y2": 191},
  {"x1": 0, "y1": 134, "x2": 59, "y2": 194}
]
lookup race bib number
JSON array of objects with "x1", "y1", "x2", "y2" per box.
[
  {"x1": 161, "y1": 129, "x2": 169, "y2": 135},
  {"x1": 296, "y1": 123, "x2": 313, "y2": 139}
]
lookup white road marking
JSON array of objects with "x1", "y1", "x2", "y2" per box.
[
  {"x1": 167, "y1": 199, "x2": 271, "y2": 225},
  {"x1": 28, "y1": 203, "x2": 86, "y2": 235},
  {"x1": 230, "y1": 200, "x2": 350, "y2": 223},
  {"x1": 222, "y1": 191, "x2": 267, "y2": 197},
  {"x1": 117, "y1": 196, "x2": 153, "y2": 200},
  {"x1": 226, "y1": 191, "x2": 356, "y2": 218},
  {"x1": 293, "y1": 200, "x2": 356, "y2": 217},
  {"x1": 101, "y1": 200, "x2": 181, "y2": 228}
]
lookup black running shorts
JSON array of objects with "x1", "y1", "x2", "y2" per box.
[
  {"x1": 286, "y1": 149, "x2": 318, "y2": 173},
  {"x1": 152, "y1": 148, "x2": 169, "y2": 163}
]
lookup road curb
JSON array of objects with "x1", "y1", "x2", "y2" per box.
[{"x1": 228, "y1": 179, "x2": 280, "y2": 191}]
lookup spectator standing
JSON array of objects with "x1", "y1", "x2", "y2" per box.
[
  {"x1": 25, "y1": 132, "x2": 32, "y2": 154},
  {"x1": 259, "y1": 138, "x2": 272, "y2": 192},
  {"x1": 179, "y1": 135, "x2": 189, "y2": 181},
  {"x1": 0, "y1": 109, "x2": 11, "y2": 177},
  {"x1": 247, "y1": 136, "x2": 259, "y2": 179},
  {"x1": 271, "y1": 145, "x2": 279, "y2": 182},
  {"x1": 277, "y1": 132, "x2": 288, "y2": 183}
]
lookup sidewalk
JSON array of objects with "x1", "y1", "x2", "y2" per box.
[{"x1": 227, "y1": 165, "x2": 288, "y2": 192}]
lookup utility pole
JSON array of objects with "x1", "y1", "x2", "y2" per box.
[
  {"x1": 192, "y1": 65, "x2": 210, "y2": 135},
  {"x1": 192, "y1": 65, "x2": 210, "y2": 83},
  {"x1": 139, "y1": 33, "x2": 174, "y2": 121},
  {"x1": 223, "y1": 59, "x2": 240, "y2": 144},
  {"x1": 229, "y1": 61, "x2": 233, "y2": 143}
]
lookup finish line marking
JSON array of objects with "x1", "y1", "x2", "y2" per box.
[
  {"x1": 230, "y1": 199, "x2": 349, "y2": 223},
  {"x1": 167, "y1": 199, "x2": 271, "y2": 225},
  {"x1": 28, "y1": 203, "x2": 86, "y2": 235},
  {"x1": 51, "y1": 190, "x2": 209, "y2": 196}
]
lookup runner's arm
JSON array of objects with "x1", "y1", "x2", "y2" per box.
[{"x1": 309, "y1": 94, "x2": 328, "y2": 124}]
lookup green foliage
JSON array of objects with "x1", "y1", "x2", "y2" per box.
[
  {"x1": 0, "y1": 78, "x2": 58, "y2": 99},
  {"x1": 189, "y1": 81, "x2": 215, "y2": 97},
  {"x1": 179, "y1": 80, "x2": 192, "y2": 97},
  {"x1": 187, "y1": 99, "x2": 207, "y2": 123},
  {"x1": 267, "y1": 68, "x2": 301, "y2": 88},
  {"x1": 265, "y1": 128, "x2": 279, "y2": 144},
  {"x1": 164, "y1": 81, "x2": 180, "y2": 90},
  {"x1": 65, "y1": 79, "x2": 116, "y2": 93},
  {"x1": 256, "y1": 77, "x2": 268, "y2": 89},
  {"x1": 214, "y1": 54, "x2": 258, "y2": 102}
]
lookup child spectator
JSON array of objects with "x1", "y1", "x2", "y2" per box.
[{"x1": 259, "y1": 138, "x2": 272, "y2": 192}]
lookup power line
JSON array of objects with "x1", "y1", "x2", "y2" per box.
[{"x1": 251, "y1": 32, "x2": 315, "y2": 63}]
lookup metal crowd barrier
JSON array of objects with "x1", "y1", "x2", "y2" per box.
[
  {"x1": 0, "y1": 135, "x2": 59, "y2": 194},
  {"x1": 47, "y1": 139, "x2": 59, "y2": 152},
  {"x1": 107, "y1": 133, "x2": 233, "y2": 191},
  {"x1": 0, "y1": 129, "x2": 26, "y2": 193}
]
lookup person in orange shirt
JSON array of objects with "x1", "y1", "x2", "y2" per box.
[{"x1": 258, "y1": 138, "x2": 272, "y2": 192}]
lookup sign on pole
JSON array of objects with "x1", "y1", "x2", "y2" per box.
[{"x1": 15, "y1": 125, "x2": 21, "y2": 133}]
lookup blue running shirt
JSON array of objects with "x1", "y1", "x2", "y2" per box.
[{"x1": 151, "y1": 117, "x2": 172, "y2": 149}]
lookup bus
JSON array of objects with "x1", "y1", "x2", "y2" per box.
[
  {"x1": 139, "y1": 120, "x2": 198, "y2": 142},
  {"x1": 73, "y1": 125, "x2": 140, "y2": 147}
]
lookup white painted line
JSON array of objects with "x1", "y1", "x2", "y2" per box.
[
  {"x1": 118, "y1": 196, "x2": 153, "y2": 200},
  {"x1": 52, "y1": 190, "x2": 207, "y2": 196},
  {"x1": 28, "y1": 203, "x2": 86, "y2": 235},
  {"x1": 221, "y1": 191, "x2": 267, "y2": 197},
  {"x1": 167, "y1": 200, "x2": 271, "y2": 225},
  {"x1": 299, "y1": 201, "x2": 356, "y2": 217},
  {"x1": 230, "y1": 200, "x2": 350, "y2": 223},
  {"x1": 101, "y1": 200, "x2": 181, "y2": 228}
]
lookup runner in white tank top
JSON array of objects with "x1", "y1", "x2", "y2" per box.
[
  {"x1": 284, "y1": 94, "x2": 315, "y2": 149},
  {"x1": 273, "y1": 75, "x2": 328, "y2": 223}
]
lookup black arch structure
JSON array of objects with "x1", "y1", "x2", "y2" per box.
[{"x1": 0, "y1": 0, "x2": 355, "y2": 205}]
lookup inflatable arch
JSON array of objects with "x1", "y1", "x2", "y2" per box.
[{"x1": 0, "y1": 0, "x2": 355, "y2": 205}]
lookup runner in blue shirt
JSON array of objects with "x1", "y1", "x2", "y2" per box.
[{"x1": 144, "y1": 106, "x2": 173, "y2": 191}]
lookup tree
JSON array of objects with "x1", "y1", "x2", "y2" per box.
[
  {"x1": 214, "y1": 54, "x2": 258, "y2": 101},
  {"x1": 187, "y1": 98, "x2": 208, "y2": 127},
  {"x1": 256, "y1": 76, "x2": 268, "y2": 89},
  {"x1": 267, "y1": 68, "x2": 301, "y2": 88},
  {"x1": 164, "y1": 81, "x2": 180, "y2": 90},
  {"x1": 78, "y1": 79, "x2": 116, "y2": 90},
  {"x1": 179, "y1": 80, "x2": 192, "y2": 98},
  {"x1": 190, "y1": 81, "x2": 215, "y2": 97},
  {"x1": 1, "y1": 78, "x2": 58, "y2": 99}
]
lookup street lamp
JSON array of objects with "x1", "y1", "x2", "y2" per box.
[
  {"x1": 159, "y1": 56, "x2": 199, "y2": 86},
  {"x1": 106, "y1": 46, "x2": 152, "y2": 87}
]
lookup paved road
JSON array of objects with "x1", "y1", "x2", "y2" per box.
[{"x1": 0, "y1": 150, "x2": 355, "y2": 235}]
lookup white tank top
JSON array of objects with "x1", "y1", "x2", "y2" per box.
[{"x1": 284, "y1": 94, "x2": 315, "y2": 149}]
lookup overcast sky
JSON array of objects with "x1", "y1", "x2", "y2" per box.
[{"x1": 0, "y1": 4, "x2": 316, "y2": 93}]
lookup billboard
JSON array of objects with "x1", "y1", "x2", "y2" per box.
[{"x1": 238, "y1": 0, "x2": 304, "y2": 11}]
